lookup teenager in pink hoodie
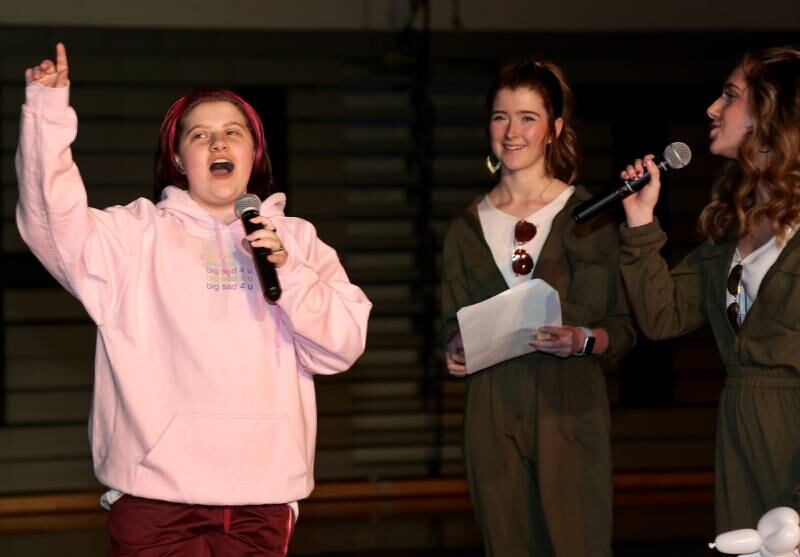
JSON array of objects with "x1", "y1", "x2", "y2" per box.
[{"x1": 17, "y1": 43, "x2": 372, "y2": 556}]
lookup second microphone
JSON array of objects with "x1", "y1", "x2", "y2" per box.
[{"x1": 572, "y1": 142, "x2": 692, "y2": 224}]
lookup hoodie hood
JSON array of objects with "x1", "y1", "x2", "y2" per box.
[{"x1": 156, "y1": 186, "x2": 287, "y2": 236}]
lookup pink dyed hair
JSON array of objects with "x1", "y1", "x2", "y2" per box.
[{"x1": 154, "y1": 89, "x2": 274, "y2": 200}]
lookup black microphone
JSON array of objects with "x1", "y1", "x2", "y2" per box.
[
  {"x1": 234, "y1": 193, "x2": 282, "y2": 302},
  {"x1": 572, "y1": 141, "x2": 692, "y2": 224}
]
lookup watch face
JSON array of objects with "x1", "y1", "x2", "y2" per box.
[{"x1": 584, "y1": 336, "x2": 596, "y2": 355}]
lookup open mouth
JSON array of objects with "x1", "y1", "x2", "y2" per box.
[{"x1": 209, "y1": 161, "x2": 234, "y2": 176}]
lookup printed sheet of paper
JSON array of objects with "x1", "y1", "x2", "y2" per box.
[{"x1": 456, "y1": 279, "x2": 562, "y2": 374}]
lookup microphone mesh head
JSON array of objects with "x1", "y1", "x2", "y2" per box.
[
  {"x1": 663, "y1": 142, "x2": 692, "y2": 170},
  {"x1": 234, "y1": 193, "x2": 262, "y2": 218}
]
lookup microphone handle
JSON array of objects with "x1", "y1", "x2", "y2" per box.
[
  {"x1": 572, "y1": 160, "x2": 668, "y2": 223},
  {"x1": 622, "y1": 159, "x2": 669, "y2": 194},
  {"x1": 572, "y1": 187, "x2": 627, "y2": 224},
  {"x1": 241, "y1": 209, "x2": 282, "y2": 302}
]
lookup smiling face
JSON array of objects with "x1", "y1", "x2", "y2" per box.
[
  {"x1": 707, "y1": 66, "x2": 753, "y2": 160},
  {"x1": 489, "y1": 86, "x2": 562, "y2": 178},
  {"x1": 175, "y1": 101, "x2": 255, "y2": 221}
]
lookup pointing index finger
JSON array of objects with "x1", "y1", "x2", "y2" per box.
[{"x1": 56, "y1": 43, "x2": 68, "y2": 74}]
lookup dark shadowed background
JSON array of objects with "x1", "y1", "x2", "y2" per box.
[{"x1": 1, "y1": 2, "x2": 798, "y2": 555}]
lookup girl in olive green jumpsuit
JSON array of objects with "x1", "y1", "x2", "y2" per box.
[
  {"x1": 618, "y1": 46, "x2": 800, "y2": 532},
  {"x1": 441, "y1": 59, "x2": 636, "y2": 557}
]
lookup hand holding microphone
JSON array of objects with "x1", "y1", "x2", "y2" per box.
[
  {"x1": 620, "y1": 154, "x2": 665, "y2": 227},
  {"x1": 234, "y1": 193, "x2": 284, "y2": 302},
  {"x1": 571, "y1": 142, "x2": 692, "y2": 224}
]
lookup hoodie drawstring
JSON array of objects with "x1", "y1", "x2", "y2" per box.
[
  {"x1": 273, "y1": 304, "x2": 282, "y2": 367},
  {"x1": 215, "y1": 214, "x2": 282, "y2": 367},
  {"x1": 213, "y1": 220, "x2": 227, "y2": 271}
]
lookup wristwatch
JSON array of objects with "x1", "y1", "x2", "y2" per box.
[{"x1": 574, "y1": 326, "x2": 595, "y2": 357}]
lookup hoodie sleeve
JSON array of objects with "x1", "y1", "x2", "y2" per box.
[
  {"x1": 274, "y1": 219, "x2": 372, "y2": 375},
  {"x1": 15, "y1": 83, "x2": 138, "y2": 324}
]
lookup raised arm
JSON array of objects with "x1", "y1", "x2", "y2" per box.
[
  {"x1": 16, "y1": 44, "x2": 141, "y2": 324},
  {"x1": 618, "y1": 155, "x2": 708, "y2": 338}
]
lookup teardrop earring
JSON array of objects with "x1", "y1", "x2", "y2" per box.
[{"x1": 486, "y1": 154, "x2": 501, "y2": 176}]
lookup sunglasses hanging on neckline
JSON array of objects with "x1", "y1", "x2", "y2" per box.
[
  {"x1": 726, "y1": 263, "x2": 744, "y2": 332},
  {"x1": 511, "y1": 220, "x2": 537, "y2": 276}
]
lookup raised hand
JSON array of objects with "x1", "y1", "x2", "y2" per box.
[
  {"x1": 620, "y1": 154, "x2": 660, "y2": 227},
  {"x1": 25, "y1": 43, "x2": 69, "y2": 87}
]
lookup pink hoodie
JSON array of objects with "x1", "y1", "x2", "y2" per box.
[{"x1": 15, "y1": 84, "x2": 372, "y2": 505}]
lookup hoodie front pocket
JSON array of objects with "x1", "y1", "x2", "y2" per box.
[{"x1": 133, "y1": 412, "x2": 307, "y2": 503}]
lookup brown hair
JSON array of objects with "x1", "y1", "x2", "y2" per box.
[
  {"x1": 698, "y1": 46, "x2": 800, "y2": 241},
  {"x1": 485, "y1": 58, "x2": 580, "y2": 184}
]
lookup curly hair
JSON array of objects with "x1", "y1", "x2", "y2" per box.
[
  {"x1": 698, "y1": 46, "x2": 800, "y2": 242},
  {"x1": 153, "y1": 89, "x2": 274, "y2": 202},
  {"x1": 485, "y1": 58, "x2": 580, "y2": 184}
]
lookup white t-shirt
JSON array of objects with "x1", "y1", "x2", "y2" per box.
[{"x1": 478, "y1": 186, "x2": 575, "y2": 289}]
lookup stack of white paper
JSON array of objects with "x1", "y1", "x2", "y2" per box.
[{"x1": 456, "y1": 279, "x2": 562, "y2": 374}]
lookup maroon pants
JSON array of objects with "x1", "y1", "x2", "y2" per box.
[{"x1": 107, "y1": 495, "x2": 294, "y2": 556}]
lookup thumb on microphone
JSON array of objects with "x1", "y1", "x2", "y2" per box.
[{"x1": 622, "y1": 154, "x2": 661, "y2": 227}]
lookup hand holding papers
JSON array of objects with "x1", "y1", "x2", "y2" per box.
[{"x1": 456, "y1": 279, "x2": 562, "y2": 374}]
